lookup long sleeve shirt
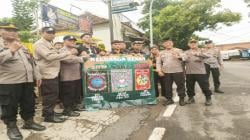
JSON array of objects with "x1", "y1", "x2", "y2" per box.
[
  {"x1": 204, "y1": 47, "x2": 223, "y2": 68},
  {"x1": 59, "y1": 46, "x2": 84, "y2": 81},
  {"x1": 0, "y1": 38, "x2": 40, "y2": 84},
  {"x1": 183, "y1": 49, "x2": 211, "y2": 74},
  {"x1": 156, "y1": 48, "x2": 184, "y2": 73},
  {"x1": 33, "y1": 38, "x2": 71, "y2": 79}
]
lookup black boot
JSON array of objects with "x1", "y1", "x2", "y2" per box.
[
  {"x1": 44, "y1": 115, "x2": 66, "y2": 123},
  {"x1": 63, "y1": 111, "x2": 80, "y2": 117},
  {"x1": 186, "y1": 97, "x2": 195, "y2": 104},
  {"x1": 23, "y1": 118, "x2": 46, "y2": 131},
  {"x1": 179, "y1": 97, "x2": 186, "y2": 106},
  {"x1": 205, "y1": 96, "x2": 212, "y2": 106},
  {"x1": 6, "y1": 122, "x2": 23, "y2": 140},
  {"x1": 214, "y1": 88, "x2": 224, "y2": 93},
  {"x1": 164, "y1": 98, "x2": 174, "y2": 105}
]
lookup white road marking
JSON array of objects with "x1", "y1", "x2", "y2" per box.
[
  {"x1": 148, "y1": 127, "x2": 166, "y2": 140},
  {"x1": 163, "y1": 104, "x2": 177, "y2": 117}
]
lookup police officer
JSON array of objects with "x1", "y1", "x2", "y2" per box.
[
  {"x1": 78, "y1": 33, "x2": 101, "y2": 57},
  {"x1": 184, "y1": 39, "x2": 213, "y2": 106},
  {"x1": 204, "y1": 40, "x2": 224, "y2": 93},
  {"x1": 60, "y1": 35, "x2": 84, "y2": 117},
  {"x1": 129, "y1": 41, "x2": 146, "y2": 55},
  {"x1": 0, "y1": 23, "x2": 45, "y2": 140},
  {"x1": 110, "y1": 40, "x2": 122, "y2": 55},
  {"x1": 119, "y1": 41, "x2": 129, "y2": 54},
  {"x1": 149, "y1": 46, "x2": 166, "y2": 98},
  {"x1": 156, "y1": 38, "x2": 186, "y2": 106},
  {"x1": 33, "y1": 27, "x2": 78, "y2": 123}
]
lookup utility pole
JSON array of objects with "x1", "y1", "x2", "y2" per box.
[
  {"x1": 149, "y1": 0, "x2": 155, "y2": 48},
  {"x1": 108, "y1": 0, "x2": 114, "y2": 41}
]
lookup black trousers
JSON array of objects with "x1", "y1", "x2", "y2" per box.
[
  {"x1": 164, "y1": 72, "x2": 186, "y2": 99},
  {"x1": 153, "y1": 72, "x2": 166, "y2": 97},
  {"x1": 60, "y1": 79, "x2": 82, "y2": 112},
  {"x1": 0, "y1": 83, "x2": 35, "y2": 124},
  {"x1": 205, "y1": 64, "x2": 221, "y2": 89},
  {"x1": 41, "y1": 77, "x2": 59, "y2": 117},
  {"x1": 186, "y1": 74, "x2": 212, "y2": 97}
]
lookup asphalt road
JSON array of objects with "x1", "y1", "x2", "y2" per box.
[
  {"x1": 0, "y1": 61, "x2": 249, "y2": 140},
  {"x1": 93, "y1": 61, "x2": 250, "y2": 140}
]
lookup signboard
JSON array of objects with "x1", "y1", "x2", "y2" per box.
[
  {"x1": 83, "y1": 56, "x2": 157, "y2": 111},
  {"x1": 111, "y1": 0, "x2": 138, "y2": 14},
  {"x1": 41, "y1": 3, "x2": 79, "y2": 30}
]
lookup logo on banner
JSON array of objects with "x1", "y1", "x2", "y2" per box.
[
  {"x1": 87, "y1": 71, "x2": 108, "y2": 92},
  {"x1": 111, "y1": 69, "x2": 133, "y2": 92},
  {"x1": 135, "y1": 69, "x2": 151, "y2": 91}
]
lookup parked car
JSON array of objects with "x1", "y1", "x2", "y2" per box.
[{"x1": 240, "y1": 49, "x2": 250, "y2": 59}]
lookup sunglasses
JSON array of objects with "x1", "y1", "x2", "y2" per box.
[{"x1": 46, "y1": 31, "x2": 55, "y2": 34}]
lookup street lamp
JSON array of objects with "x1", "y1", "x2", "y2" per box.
[{"x1": 149, "y1": 0, "x2": 155, "y2": 48}]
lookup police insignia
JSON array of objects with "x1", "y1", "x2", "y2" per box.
[
  {"x1": 86, "y1": 71, "x2": 108, "y2": 92},
  {"x1": 135, "y1": 69, "x2": 151, "y2": 91},
  {"x1": 111, "y1": 69, "x2": 133, "y2": 92}
]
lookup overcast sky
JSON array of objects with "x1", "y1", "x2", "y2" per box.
[{"x1": 0, "y1": 0, "x2": 249, "y2": 45}]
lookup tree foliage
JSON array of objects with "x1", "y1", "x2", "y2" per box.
[
  {"x1": 139, "y1": 0, "x2": 241, "y2": 49},
  {"x1": 10, "y1": 0, "x2": 50, "y2": 42},
  {"x1": 0, "y1": 17, "x2": 14, "y2": 25},
  {"x1": 11, "y1": 0, "x2": 35, "y2": 31}
]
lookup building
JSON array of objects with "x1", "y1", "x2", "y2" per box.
[
  {"x1": 216, "y1": 42, "x2": 250, "y2": 51},
  {"x1": 79, "y1": 12, "x2": 146, "y2": 51}
]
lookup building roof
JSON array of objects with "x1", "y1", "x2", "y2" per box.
[
  {"x1": 79, "y1": 12, "x2": 109, "y2": 25},
  {"x1": 216, "y1": 42, "x2": 250, "y2": 50}
]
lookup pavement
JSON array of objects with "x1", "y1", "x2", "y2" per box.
[{"x1": 0, "y1": 61, "x2": 250, "y2": 140}]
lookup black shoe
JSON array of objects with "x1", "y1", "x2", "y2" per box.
[
  {"x1": 7, "y1": 122, "x2": 23, "y2": 140},
  {"x1": 214, "y1": 89, "x2": 224, "y2": 93},
  {"x1": 205, "y1": 97, "x2": 212, "y2": 106},
  {"x1": 179, "y1": 98, "x2": 186, "y2": 106},
  {"x1": 187, "y1": 97, "x2": 195, "y2": 104},
  {"x1": 22, "y1": 119, "x2": 46, "y2": 131},
  {"x1": 63, "y1": 111, "x2": 80, "y2": 117},
  {"x1": 44, "y1": 115, "x2": 66, "y2": 123},
  {"x1": 73, "y1": 106, "x2": 85, "y2": 112},
  {"x1": 164, "y1": 99, "x2": 174, "y2": 105}
]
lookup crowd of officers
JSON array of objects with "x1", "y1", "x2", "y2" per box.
[
  {"x1": 0, "y1": 24, "x2": 224, "y2": 140},
  {"x1": 150, "y1": 38, "x2": 224, "y2": 107}
]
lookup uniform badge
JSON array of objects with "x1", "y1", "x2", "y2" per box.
[
  {"x1": 135, "y1": 69, "x2": 151, "y2": 91},
  {"x1": 86, "y1": 71, "x2": 108, "y2": 93}
]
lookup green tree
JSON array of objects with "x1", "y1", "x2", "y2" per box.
[
  {"x1": 11, "y1": 0, "x2": 34, "y2": 31},
  {"x1": 11, "y1": 0, "x2": 49, "y2": 42},
  {"x1": 139, "y1": 0, "x2": 241, "y2": 49},
  {"x1": 0, "y1": 17, "x2": 14, "y2": 25}
]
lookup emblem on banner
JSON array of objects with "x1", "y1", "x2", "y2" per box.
[
  {"x1": 87, "y1": 71, "x2": 108, "y2": 92},
  {"x1": 135, "y1": 69, "x2": 151, "y2": 91},
  {"x1": 111, "y1": 69, "x2": 133, "y2": 92}
]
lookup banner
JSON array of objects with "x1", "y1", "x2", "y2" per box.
[
  {"x1": 83, "y1": 56, "x2": 157, "y2": 111},
  {"x1": 41, "y1": 3, "x2": 79, "y2": 30}
]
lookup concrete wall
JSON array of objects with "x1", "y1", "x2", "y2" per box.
[{"x1": 93, "y1": 24, "x2": 111, "y2": 51}]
